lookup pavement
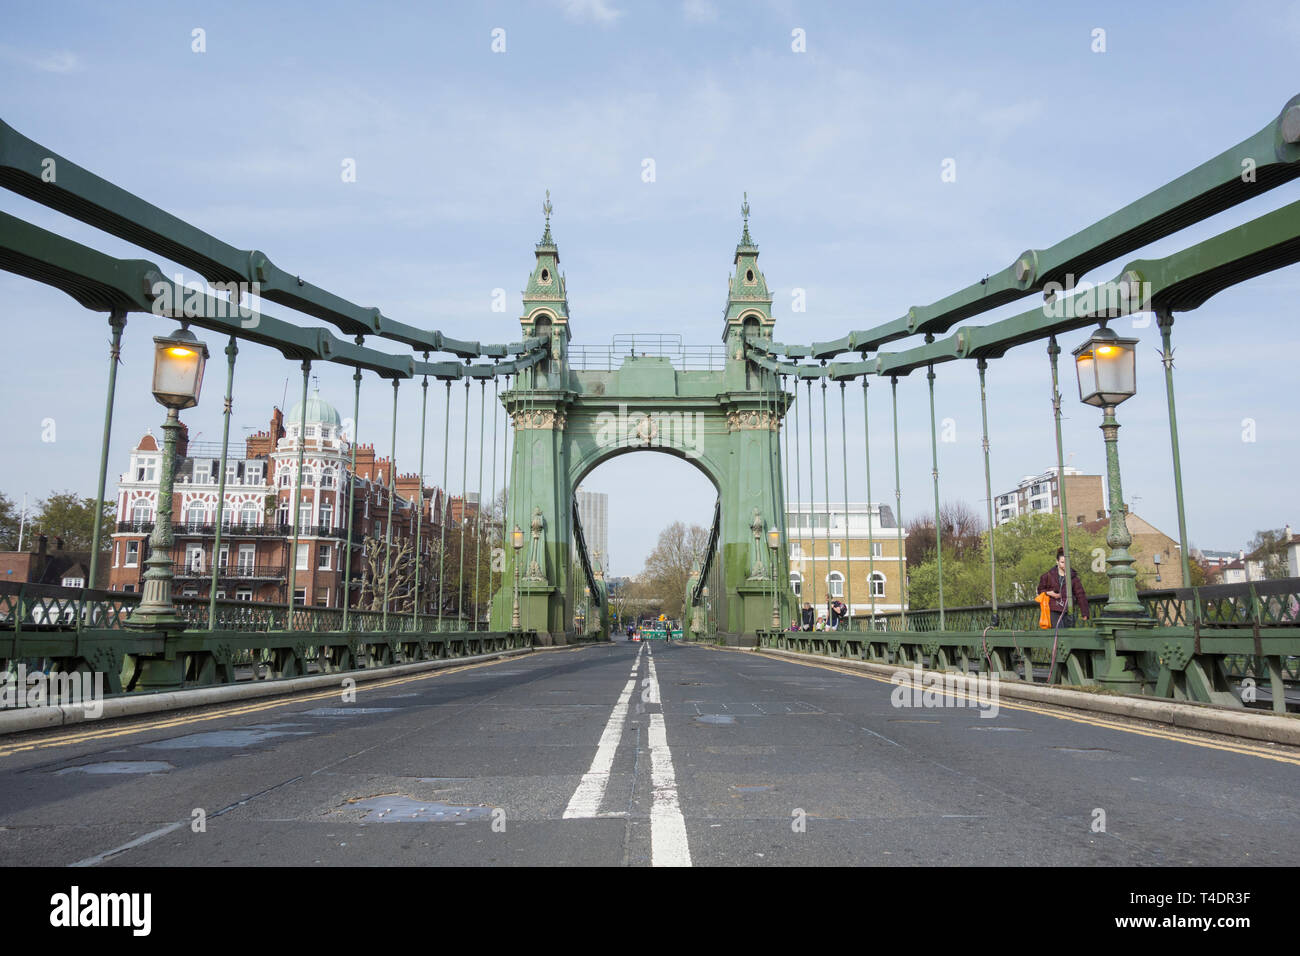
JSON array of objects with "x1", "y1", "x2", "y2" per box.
[{"x1": 2, "y1": 639, "x2": 1298, "y2": 866}]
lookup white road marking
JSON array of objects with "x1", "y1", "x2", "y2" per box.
[
  {"x1": 646, "y1": 648, "x2": 692, "y2": 867},
  {"x1": 563, "y1": 644, "x2": 644, "y2": 819}
]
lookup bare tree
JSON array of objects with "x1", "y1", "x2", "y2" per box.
[{"x1": 641, "y1": 521, "x2": 710, "y2": 620}]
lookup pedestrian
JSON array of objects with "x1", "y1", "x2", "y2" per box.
[
  {"x1": 828, "y1": 598, "x2": 847, "y2": 630},
  {"x1": 788, "y1": 618, "x2": 801, "y2": 631},
  {"x1": 1037, "y1": 547, "x2": 1090, "y2": 628},
  {"x1": 801, "y1": 602, "x2": 814, "y2": 631}
]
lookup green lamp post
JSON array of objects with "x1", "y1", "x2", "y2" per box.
[
  {"x1": 127, "y1": 326, "x2": 209, "y2": 629},
  {"x1": 511, "y1": 524, "x2": 524, "y2": 630},
  {"x1": 1072, "y1": 326, "x2": 1148, "y2": 619}
]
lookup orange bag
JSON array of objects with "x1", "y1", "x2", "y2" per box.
[{"x1": 1035, "y1": 592, "x2": 1052, "y2": 629}]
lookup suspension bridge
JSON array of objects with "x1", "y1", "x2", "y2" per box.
[{"x1": 1, "y1": 95, "x2": 1299, "y2": 868}]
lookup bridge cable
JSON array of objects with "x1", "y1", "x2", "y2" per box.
[
  {"x1": 806, "y1": 379, "x2": 818, "y2": 627},
  {"x1": 413, "y1": 356, "x2": 430, "y2": 626},
  {"x1": 382, "y1": 378, "x2": 400, "y2": 631},
  {"x1": 890, "y1": 376, "x2": 907, "y2": 632},
  {"x1": 436, "y1": 380, "x2": 451, "y2": 631},
  {"x1": 87, "y1": 311, "x2": 127, "y2": 608},
  {"x1": 341, "y1": 350, "x2": 363, "y2": 633},
  {"x1": 839, "y1": 381, "x2": 853, "y2": 629},
  {"x1": 927, "y1": 361, "x2": 945, "y2": 631},
  {"x1": 457, "y1": 378, "x2": 471, "y2": 624},
  {"x1": 821, "y1": 380, "x2": 833, "y2": 622},
  {"x1": 286, "y1": 360, "x2": 311, "y2": 631},
  {"x1": 473, "y1": 378, "x2": 487, "y2": 628},
  {"x1": 208, "y1": 334, "x2": 238, "y2": 632},
  {"x1": 488, "y1": 372, "x2": 500, "y2": 630},
  {"x1": 780, "y1": 374, "x2": 792, "y2": 629},
  {"x1": 977, "y1": 358, "x2": 999, "y2": 626},
  {"x1": 1156, "y1": 311, "x2": 1201, "y2": 629},
  {"x1": 863, "y1": 377, "x2": 878, "y2": 627},
  {"x1": 785, "y1": 374, "x2": 795, "y2": 621}
]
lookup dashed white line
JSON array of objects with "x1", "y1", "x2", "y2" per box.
[
  {"x1": 646, "y1": 647, "x2": 692, "y2": 867},
  {"x1": 563, "y1": 644, "x2": 644, "y2": 819}
]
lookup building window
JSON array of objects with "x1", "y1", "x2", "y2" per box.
[
  {"x1": 123, "y1": 584, "x2": 136, "y2": 593},
  {"x1": 828, "y1": 572, "x2": 844, "y2": 597},
  {"x1": 241, "y1": 503, "x2": 260, "y2": 526},
  {"x1": 194, "y1": 463, "x2": 210, "y2": 484},
  {"x1": 62, "y1": 576, "x2": 84, "y2": 589},
  {"x1": 299, "y1": 503, "x2": 312, "y2": 528},
  {"x1": 187, "y1": 502, "x2": 208, "y2": 529},
  {"x1": 187, "y1": 545, "x2": 204, "y2": 573},
  {"x1": 870, "y1": 572, "x2": 886, "y2": 598},
  {"x1": 237, "y1": 545, "x2": 255, "y2": 572},
  {"x1": 296, "y1": 544, "x2": 309, "y2": 571},
  {"x1": 830, "y1": 542, "x2": 842, "y2": 558},
  {"x1": 236, "y1": 588, "x2": 253, "y2": 601},
  {"x1": 135, "y1": 459, "x2": 157, "y2": 482},
  {"x1": 306, "y1": 425, "x2": 317, "y2": 438},
  {"x1": 279, "y1": 471, "x2": 291, "y2": 488},
  {"x1": 319, "y1": 501, "x2": 333, "y2": 529},
  {"x1": 321, "y1": 469, "x2": 335, "y2": 489},
  {"x1": 126, "y1": 541, "x2": 140, "y2": 567},
  {"x1": 789, "y1": 572, "x2": 802, "y2": 596},
  {"x1": 318, "y1": 544, "x2": 331, "y2": 570},
  {"x1": 293, "y1": 587, "x2": 306, "y2": 606},
  {"x1": 872, "y1": 542, "x2": 883, "y2": 558},
  {"x1": 790, "y1": 543, "x2": 803, "y2": 559},
  {"x1": 132, "y1": 501, "x2": 151, "y2": 525},
  {"x1": 315, "y1": 586, "x2": 330, "y2": 606},
  {"x1": 246, "y1": 463, "x2": 263, "y2": 485}
]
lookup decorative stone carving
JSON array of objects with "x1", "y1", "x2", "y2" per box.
[
  {"x1": 513, "y1": 409, "x2": 567, "y2": 430},
  {"x1": 726, "y1": 409, "x2": 779, "y2": 432}
]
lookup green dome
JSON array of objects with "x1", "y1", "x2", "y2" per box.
[{"x1": 287, "y1": 389, "x2": 341, "y2": 427}]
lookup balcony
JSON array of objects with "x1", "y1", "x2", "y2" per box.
[{"x1": 170, "y1": 562, "x2": 288, "y2": 581}]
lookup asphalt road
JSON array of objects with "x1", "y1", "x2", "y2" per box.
[{"x1": 2, "y1": 640, "x2": 1298, "y2": 866}]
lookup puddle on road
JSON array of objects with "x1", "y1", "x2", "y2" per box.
[
  {"x1": 695, "y1": 714, "x2": 737, "y2": 725},
  {"x1": 349, "y1": 795, "x2": 493, "y2": 823},
  {"x1": 55, "y1": 761, "x2": 175, "y2": 775},
  {"x1": 143, "y1": 727, "x2": 313, "y2": 749},
  {"x1": 301, "y1": 707, "x2": 399, "y2": 717}
]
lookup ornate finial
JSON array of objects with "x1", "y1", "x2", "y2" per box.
[
  {"x1": 540, "y1": 189, "x2": 554, "y2": 244},
  {"x1": 740, "y1": 191, "x2": 753, "y2": 246}
]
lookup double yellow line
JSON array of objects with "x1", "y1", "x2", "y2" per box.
[
  {"x1": 777, "y1": 655, "x2": 1300, "y2": 767},
  {"x1": 0, "y1": 656, "x2": 519, "y2": 760}
]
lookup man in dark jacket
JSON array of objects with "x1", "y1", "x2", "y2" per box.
[
  {"x1": 800, "y1": 602, "x2": 815, "y2": 631},
  {"x1": 828, "y1": 599, "x2": 848, "y2": 630},
  {"x1": 1037, "y1": 547, "x2": 1090, "y2": 628}
]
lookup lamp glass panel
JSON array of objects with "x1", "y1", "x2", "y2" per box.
[
  {"x1": 1094, "y1": 342, "x2": 1135, "y2": 401},
  {"x1": 1074, "y1": 350, "x2": 1096, "y2": 404},
  {"x1": 152, "y1": 340, "x2": 206, "y2": 407}
]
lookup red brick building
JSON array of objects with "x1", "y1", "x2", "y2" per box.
[{"x1": 108, "y1": 390, "x2": 445, "y2": 610}]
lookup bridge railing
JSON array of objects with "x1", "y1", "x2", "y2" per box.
[
  {"x1": 0, "y1": 581, "x2": 485, "y2": 634},
  {"x1": 569, "y1": 340, "x2": 725, "y2": 371}
]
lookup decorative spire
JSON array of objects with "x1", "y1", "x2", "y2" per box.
[
  {"x1": 740, "y1": 191, "x2": 752, "y2": 246},
  {"x1": 540, "y1": 189, "x2": 554, "y2": 245}
]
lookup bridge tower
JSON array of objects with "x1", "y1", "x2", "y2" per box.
[{"x1": 489, "y1": 196, "x2": 790, "y2": 644}]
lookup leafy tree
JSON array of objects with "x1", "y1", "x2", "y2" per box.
[
  {"x1": 1246, "y1": 528, "x2": 1292, "y2": 580},
  {"x1": 33, "y1": 491, "x2": 115, "y2": 552},
  {"x1": 907, "y1": 512, "x2": 1108, "y2": 610},
  {"x1": 0, "y1": 492, "x2": 23, "y2": 551}
]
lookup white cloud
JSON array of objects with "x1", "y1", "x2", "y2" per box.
[{"x1": 560, "y1": 0, "x2": 623, "y2": 24}]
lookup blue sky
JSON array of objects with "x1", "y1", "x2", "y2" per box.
[{"x1": 2, "y1": 0, "x2": 1298, "y2": 574}]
